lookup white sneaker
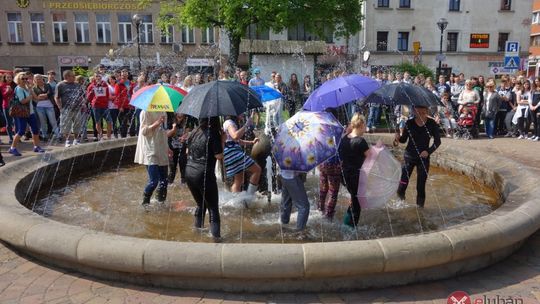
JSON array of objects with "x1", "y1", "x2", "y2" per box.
[
  {"x1": 65, "y1": 140, "x2": 71, "y2": 148},
  {"x1": 73, "y1": 139, "x2": 80, "y2": 146},
  {"x1": 534, "y1": 137, "x2": 539, "y2": 141},
  {"x1": 518, "y1": 135, "x2": 524, "y2": 139},
  {"x1": 527, "y1": 136, "x2": 534, "y2": 140}
]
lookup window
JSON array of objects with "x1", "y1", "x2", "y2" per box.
[
  {"x1": 96, "y1": 14, "x2": 111, "y2": 43},
  {"x1": 245, "y1": 24, "x2": 270, "y2": 40},
  {"x1": 498, "y1": 33, "x2": 509, "y2": 52},
  {"x1": 500, "y1": 0, "x2": 511, "y2": 11},
  {"x1": 531, "y1": 35, "x2": 540, "y2": 47},
  {"x1": 376, "y1": 31, "x2": 389, "y2": 51},
  {"x1": 378, "y1": 0, "x2": 390, "y2": 8},
  {"x1": 202, "y1": 27, "x2": 214, "y2": 44},
  {"x1": 30, "y1": 13, "x2": 45, "y2": 43},
  {"x1": 399, "y1": 0, "x2": 411, "y2": 8},
  {"x1": 118, "y1": 14, "x2": 132, "y2": 43},
  {"x1": 181, "y1": 26, "x2": 194, "y2": 43},
  {"x1": 533, "y1": 12, "x2": 540, "y2": 24},
  {"x1": 288, "y1": 24, "x2": 306, "y2": 41},
  {"x1": 139, "y1": 15, "x2": 153, "y2": 44},
  {"x1": 397, "y1": 32, "x2": 409, "y2": 51},
  {"x1": 447, "y1": 32, "x2": 458, "y2": 52},
  {"x1": 53, "y1": 13, "x2": 68, "y2": 43},
  {"x1": 449, "y1": 0, "x2": 460, "y2": 11},
  {"x1": 74, "y1": 13, "x2": 89, "y2": 43},
  {"x1": 161, "y1": 24, "x2": 174, "y2": 44},
  {"x1": 7, "y1": 13, "x2": 23, "y2": 42}
]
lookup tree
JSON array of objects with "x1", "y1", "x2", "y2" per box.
[
  {"x1": 395, "y1": 61, "x2": 434, "y2": 80},
  {"x1": 143, "y1": 0, "x2": 363, "y2": 72}
]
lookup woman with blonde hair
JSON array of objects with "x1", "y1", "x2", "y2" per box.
[
  {"x1": 181, "y1": 75, "x2": 194, "y2": 92},
  {"x1": 338, "y1": 113, "x2": 370, "y2": 227},
  {"x1": 8, "y1": 72, "x2": 45, "y2": 156}
]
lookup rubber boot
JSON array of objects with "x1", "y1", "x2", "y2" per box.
[
  {"x1": 194, "y1": 208, "x2": 204, "y2": 229},
  {"x1": 210, "y1": 222, "x2": 221, "y2": 239},
  {"x1": 156, "y1": 187, "x2": 167, "y2": 204},
  {"x1": 416, "y1": 196, "x2": 425, "y2": 208},
  {"x1": 142, "y1": 192, "x2": 152, "y2": 211},
  {"x1": 396, "y1": 184, "x2": 406, "y2": 201}
]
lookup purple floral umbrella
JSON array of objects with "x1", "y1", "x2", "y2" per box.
[
  {"x1": 273, "y1": 111, "x2": 344, "y2": 172},
  {"x1": 303, "y1": 74, "x2": 381, "y2": 111}
]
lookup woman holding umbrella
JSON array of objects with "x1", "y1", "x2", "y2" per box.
[
  {"x1": 185, "y1": 117, "x2": 223, "y2": 240},
  {"x1": 394, "y1": 106, "x2": 441, "y2": 208},
  {"x1": 338, "y1": 113, "x2": 370, "y2": 227},
  {"x1": 134, "y1": 110, "x2": 169, "y2": 209},
  {"x1": 223, "y1": 114, "x2": 261, "y2": 195}
]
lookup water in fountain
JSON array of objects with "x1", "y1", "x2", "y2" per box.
[{"x1": 18, "y1": 26, "x2": 500, "y2": 246}]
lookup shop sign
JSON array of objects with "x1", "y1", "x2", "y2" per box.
[
  {"x1": 43, "y1": 0, "x2": 148, "y2": 10},
  {"x1": 186, "y1": 58, "x2": 215, "y2": 67},
  {"x1": 470, "y1": 34, "x2": 489, "y2": 48},
  {"x1": 58, "y1": 56, "x2": 88, "y2": 66}
]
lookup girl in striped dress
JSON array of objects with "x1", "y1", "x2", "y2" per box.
[{"x1": 223, "y1": 115, "x2": 261, "y2": 194}]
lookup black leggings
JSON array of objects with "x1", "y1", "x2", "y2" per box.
[
  {"x1": 517, "y1": 108, "x2": 531, "y2": 136},
  {"x1": 185, "y1": 165, "x2": 220, "y2": 227},
  {"x1": 344, "y1": 171, "x2": 360, "y2": 226},
  {"x1": 168, "y1": 146, "x2": 187, "y2": 182},
  {"x1": 532, "y1": 108, "x2": 540, "y2": 137},
  {"x1": 397, "y1": 157, "x2": 430, "y2": 207}
]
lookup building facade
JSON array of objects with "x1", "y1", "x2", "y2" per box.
[
  {"x1": 0, "y1": 0, "x2": 356, "y2": 82},
  {"x1": 529, "y1": 0, "x2": 540, "y2": 76},
  {"x1": 0, "y1": 0, "x2": 221, "y2": 76},
  {"x1": 357, "y1": 0, "x2": 532, "y2": 78}
]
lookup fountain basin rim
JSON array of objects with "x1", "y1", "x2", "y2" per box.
[{"x1": 0, "y1": 136, "x2": 538, "y2": 291}]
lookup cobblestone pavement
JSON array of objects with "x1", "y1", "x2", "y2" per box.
[{"x1": 1, "y1": 135, "x2": 540, "y2": 303}]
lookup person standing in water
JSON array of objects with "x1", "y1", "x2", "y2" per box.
[
  {"x1": 395, "y1": 105, "x2": 441, "y2": 208},
  {"x1": 338, "y1": 113, "x2": 370, "y2": 227},
  {"x1": 185, "y1": 117, "x2": 223, "y2": 240},
  {"x1": 134, "y1": 110, "x2": 169, "y2": 210}
]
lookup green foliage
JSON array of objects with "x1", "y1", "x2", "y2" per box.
[
  {"x1": 395, "y1": 61, "x2": 434, "y2": 79},
  {"x1": 146, "y1": 0, "x2": 364, "y2": 69},
  {"x1": 72, "y1": 66, "x2": 91, "y2": 78}
]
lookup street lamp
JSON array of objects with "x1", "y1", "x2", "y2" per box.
[
  {"x1": 436, "y1": 18, "x2": 448, "y2": 78},
  {"x1": 132, "y1": 14, "x2": 142, "y2": 72}
]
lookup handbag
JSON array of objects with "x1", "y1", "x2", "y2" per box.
[{"x1": 9, "y1": 88, "x2": 30, "y2": 118}]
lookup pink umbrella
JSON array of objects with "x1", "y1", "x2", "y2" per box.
[{"x1": 357, "y1": 142, "x2": 402, "y2": 209}]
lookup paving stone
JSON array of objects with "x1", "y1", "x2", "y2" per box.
[{"x1": 1, "y1": 135, "x2": 540, "y2": 303}]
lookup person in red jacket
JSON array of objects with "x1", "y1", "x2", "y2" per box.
[
  {"x1": 87, "y1": 73, "x2": 111, "y2": 140},
  {"x1": 114, "y1": 69, "x2": 135, "y2": 138}
]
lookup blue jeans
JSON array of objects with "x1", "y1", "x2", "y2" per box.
[
  {"x1": 35, "y1": 107, "x2": 59, "y2": 138},
  {"x1": 484, "y1": 118, "x2": 495, "y2": 138},
  {"x1": 280, "y1": 176, "x2": 310, "y2": 230},
  {"x1": 3, "y1": 108, "x2": 14, "y2": 141},
  {"x1": 367, "y1": 105, "x2": 379, "y2": 129},
  {"x1": 144, "y1": 165, "x2": 168, "y2": 195},
  {"x1": 107, "y1": 109, "x2": 120, "y2": 136}
]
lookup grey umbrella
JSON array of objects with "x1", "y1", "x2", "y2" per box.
[{"x1": 177, "y1": 80, "x2": 263, "y2": 119}]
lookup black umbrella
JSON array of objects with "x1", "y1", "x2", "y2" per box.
[
  {"x1": 177, "y1": 80, "x2": 263, "y2": 119},
  {"x1": 364, "y1": 82, "x2": 444, "y2": 108}
]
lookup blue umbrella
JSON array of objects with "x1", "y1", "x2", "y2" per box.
[
  {"x1": 303, "y1": 74, "x2": 381, "y2": 111},
  {"x1": 251, "y1": 85, "x2": 283, "y2": 102}
]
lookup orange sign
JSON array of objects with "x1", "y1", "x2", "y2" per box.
[{"x1": 470, "y1": 34, "x2": 490, "y2": 48}]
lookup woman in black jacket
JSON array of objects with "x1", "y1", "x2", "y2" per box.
[
  {"x1": 395, "y1": 106, "x2": 442, "y2": 208},
  {"x1": 185, "y1": 117, "x2": 224, "y2": 240}
]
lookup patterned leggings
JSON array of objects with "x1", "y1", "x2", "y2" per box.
[{"x1": 318, "y1": 163, "x2": 342, "y2": 218}]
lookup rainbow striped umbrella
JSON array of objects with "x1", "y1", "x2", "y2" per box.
[{"x1": 130, "y1": 84, "x2": 187, "y2": 112}]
